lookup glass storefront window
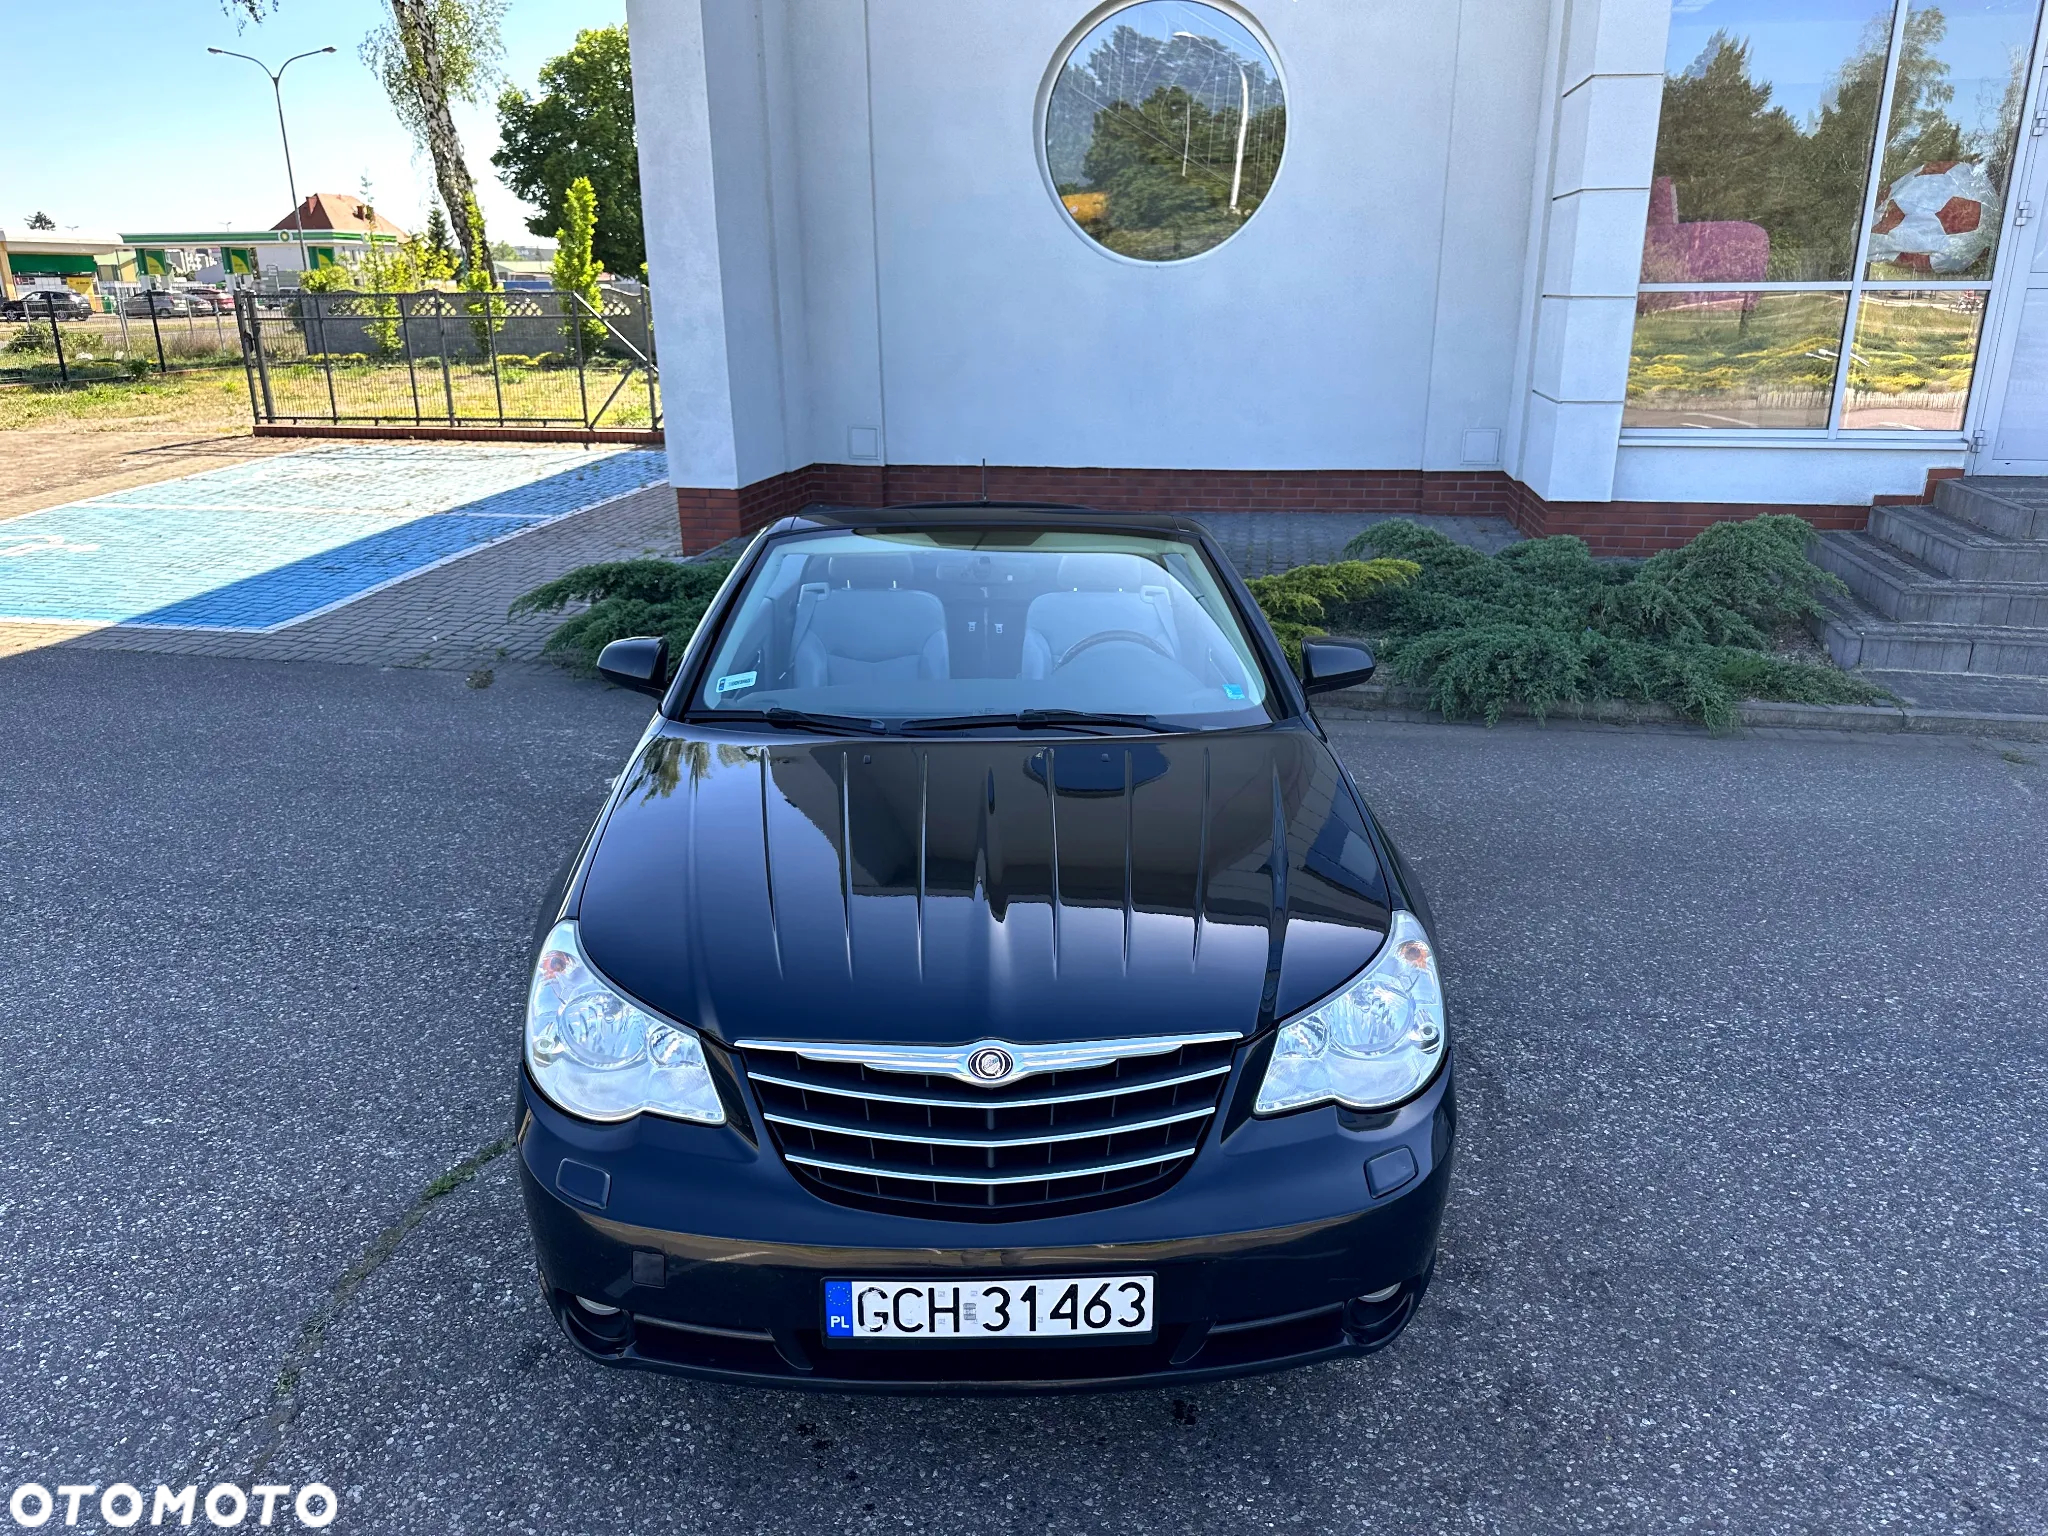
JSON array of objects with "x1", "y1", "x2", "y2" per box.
[
  {"x1": 1626, "y1": 292, "x2": 1849, "y2": 428},
  {"x1": 1045, "y1": 2, "x2": 1286, "y2": 262},
  {"x1": 1865, "y1": 0, "x2": 2040, "y2": 279},
  {"x1": 1841, "y1": 288, "x2": 1987, "y2": 426},
  {"x1": 1631, "y1": 0, "x2": 2042, "y2": 434},
  {"x1": 1643, "y1": 0, "x2": 1894, "y2": 283}
]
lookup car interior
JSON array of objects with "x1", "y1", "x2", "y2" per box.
[{"x1": 694, "y1": 533, "x2": 1271, "y2": 723}]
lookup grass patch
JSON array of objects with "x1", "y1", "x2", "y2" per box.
[
  {"x1": 1252, "y1": 515, "x2": 1886, "y2": 729},
  {"x1": 511, "y1": 558, "x2": 735, "y2": 670},
  {"x1": 0, "y1": 370, "x2": 253, "y2": 431}
]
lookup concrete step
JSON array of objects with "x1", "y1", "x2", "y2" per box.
[
  {"x1": 1817, "y1": 591, "x2": 2048, "y2": 676},
  {"x1": 1855, "y1": 669, "x2": 2048, "y2": 716},
  {"x1": 1935, "y1": 478, "x2": 2048, "y2": 541},
  {"x1": 1868, "y1": 503, "x2": 2048, "y2": 582},
  {"x1": 1812, "y1": 532, "x2": 2048, "y2": 626}
]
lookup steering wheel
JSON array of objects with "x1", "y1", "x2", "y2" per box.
[{"x1": 1056, "y1": 629, "x2": 1176, "y2": 669}]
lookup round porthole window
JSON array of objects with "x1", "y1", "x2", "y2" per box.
[{"x1": 1045, "y1": 2, "x2": 1287, "y2": 262}]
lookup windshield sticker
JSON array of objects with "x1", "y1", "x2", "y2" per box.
[
  {"x1": 1222, "y1": 683, "x2": 1246, "y2": 700},
  {"x1": 715, "y1": 671, "x2": 758, "y2": 694}
]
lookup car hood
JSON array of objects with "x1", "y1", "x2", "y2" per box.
[{"x1": 573, "y1": 726, "x2": 1393, "y2": 1047}]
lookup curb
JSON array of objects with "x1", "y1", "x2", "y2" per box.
[
  {"x1": 1318, "y1": 685, "x2": 2048, "y2": 742},
  {"x1": 254, "y1": 423, "x2": 662, "y2": 446}
]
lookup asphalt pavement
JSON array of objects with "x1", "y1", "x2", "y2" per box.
[{"x1": 2, "y1": 646, "x2": 2043, "y2": 1535}]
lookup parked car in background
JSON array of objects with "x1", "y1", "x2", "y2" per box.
[
  {"x1": 122, "y1": 291, "x2": 197, "y2": 318},
  {"x1": 177, "y1": 287, "x2": 234, "y2": 314},
  {"x1": 4, "y1": 288, "x2": 94, "y2": 321}
]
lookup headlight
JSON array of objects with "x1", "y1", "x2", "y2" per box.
[
  {"x1": 1254, "y1": 911, "x2": 1445, "y2": 1115},
  {"x1": 524, "y1": 920, "x2": 726, "y2": 1125}
]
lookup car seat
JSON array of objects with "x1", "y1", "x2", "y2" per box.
[{"x1": 791, "y1": 554, "x2": 951, "y2": 689}]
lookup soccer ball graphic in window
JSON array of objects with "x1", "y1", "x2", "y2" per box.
[{"x1": 1867, "y1": 160, "x2": 2000, "y2": 275}]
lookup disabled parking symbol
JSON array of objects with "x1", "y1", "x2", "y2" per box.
[{"x1": 0, "y1": 532, "x2": 100, "y2": 559}]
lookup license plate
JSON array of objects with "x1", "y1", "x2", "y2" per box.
[{"x1": 823, "y1": 1275, "x2": 1154, "y2": 1341}]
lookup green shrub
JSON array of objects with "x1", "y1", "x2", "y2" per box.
[
  {"x1": 510, "y1": 558, "x2": 735, "y2": 671},
  {"x1": 5, "y1": 323, "x2": 52, "y2": 355},
  {"x1": 1241, "y1": 515, "x2": 1882, "y2": 728},
  {"x1": 1244, "y1": 558, "x2": 1420, "y2": 663}
]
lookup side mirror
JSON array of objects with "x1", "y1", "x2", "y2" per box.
[
  {"x1": 1299, "y1": 641, "x2": 1376, "y2": 695},
  {"x1": 596, "y1": 636, "x2": 671, "y2": 696}
]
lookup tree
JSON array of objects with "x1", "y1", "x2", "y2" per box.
[
  {"x1": 362, "y1": 0, "x2": 504, "y2": 274},
  {"x1": 25, "y1": 211, "x2": 56, "y2": 230},
  {"x1": 552, "y1": 175, "x2": 606, "y2": 353},
  {"x1": 494, "y1": 26, "x2": 642, "y2": 275},
  {"x1": 222, "y1": 0, "x2": 502, "y2": 274},
  {"x1": 458, "y1": 192, "x2": 503, "y2": 352},
  {"x1": 418, "y1": 204, "x2": 458, "y2": 281}
]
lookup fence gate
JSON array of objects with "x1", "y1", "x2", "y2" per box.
[{"x1": 235, "y1": 287, "x2": 660, "y2": 432}]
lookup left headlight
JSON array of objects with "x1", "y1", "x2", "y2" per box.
[
  {"x1": 1254, "y1": 910, "x2": 1446, "y2": 1116},
  {"x1": 524, "y1": 920, "x2": 726, "y2": 1126}
]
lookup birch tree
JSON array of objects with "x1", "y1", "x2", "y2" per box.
[{"x1": 223, "y1": 0, "x2": 503, "y2": 273}]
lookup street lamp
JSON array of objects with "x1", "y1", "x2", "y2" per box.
[
  {"x1": 208, "y1": 45, "x2": 336, "y2": 280},
  {"x1": 1173, "y1": 31, "x2": 1251, "y2": 215}
]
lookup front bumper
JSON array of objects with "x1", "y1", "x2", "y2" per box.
[{"x1": 517, "y1": 1051, "x2": 1455, "y2": 1393}]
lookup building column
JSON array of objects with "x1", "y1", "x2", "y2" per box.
[
  {"x1": 1517, "y1": 0, "x2": 1670, "y2": 505},
  {"x1": 626, "y1": 0, "x2": 800, "y2": 552}
]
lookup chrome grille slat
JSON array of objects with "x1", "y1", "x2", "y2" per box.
[
  {"x1": 741, "y1": 1034, "x2": 1242, "y2": 1221},
  {"x1": 743, "y1": 1061, "x2": 1232, "y2": 1111},
  {"x1": 761, "y1": 1104, "x2": 1216, "y2": 1149},
  {"x1": 783, "y1": 1148, "x2": 1198, "y2": 1187}
]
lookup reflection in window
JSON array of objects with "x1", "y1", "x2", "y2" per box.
[
  {"x1": 1045, "y1": 2, "x2": 1286, "y2": 262},
  {"x1": 1842, "y1": 289, "x2": 1987, "y2": 427},
  {"x1": 1642, "y1": 1, "x2": 1893, "y2": 283},
  {"x1": 1865, "y1": 0, "x2": 2038, "y2": 279},
  {"x1": 1631, "y1": 0, "x2": 2040, "y2": 433},
  {"x1": 1626, "y1": 292, "x2": 1849, "y2": 429}
]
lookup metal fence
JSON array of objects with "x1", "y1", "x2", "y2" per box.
[
  {"x1": 2, "y1": 293, "x2": 242, "y2": 383},
  {"x1": 235, "y1": 287, "x2": 661, "y2": 431}
]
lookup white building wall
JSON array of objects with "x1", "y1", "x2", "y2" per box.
[
  {"x1": 627, "y1": 0, "x2": 744, "y2": 488},
  {"x1": 626, "y1": 0, "x2": 1984, "y2": 512},
  {"x1": 1424, "y1": 2, "x2": 1554, "y2": 475},
  {"x1": 632, "y1": 0, "x2": 1567, "y2": 488}
]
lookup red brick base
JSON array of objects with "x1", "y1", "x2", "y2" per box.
[{"x1": 673, "y1": 463, "x2": 1880, "y2": 558}]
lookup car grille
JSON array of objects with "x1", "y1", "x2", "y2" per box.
[{"x1": 738, "y1": 1036, "x2": 1242, "y2": 1219}]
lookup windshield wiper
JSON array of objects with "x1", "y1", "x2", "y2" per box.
[
  {"x1": 696, "y1": 707, "x2": 894, "y2": 737},
  {"x1": 900, "y1": 709, "x2": 1192, "y2": 736}
]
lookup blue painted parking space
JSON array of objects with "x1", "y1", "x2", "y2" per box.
[{"x1": 0, "y1": 444, "x2": 668, "y2": 632}]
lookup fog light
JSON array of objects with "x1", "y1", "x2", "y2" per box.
[
  {"x1": 575, "y1": 1295, "x2": 622, "y2": 1316},
  {"x1": 1357, "y1": 1283, "x2": 1400, "y2": 1304}
]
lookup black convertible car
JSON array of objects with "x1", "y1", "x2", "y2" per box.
[{"x1": 517, "y1": 502, "x2": 1455, "y2": 1391}]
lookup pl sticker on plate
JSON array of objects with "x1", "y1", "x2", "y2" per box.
[
  {"x1": 715, "y1": 671, "x2": 758, "y2": 694},
  {"x1": 823, "y1": 1275, "x2": 1154, "y2": 1341}
]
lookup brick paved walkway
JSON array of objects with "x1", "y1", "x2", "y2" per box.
[
  {"x1": 0, "y1": 443, "x2": 665, "y2": 631},
  {"x1": 0, "y1": 452, "x2": 682, "y2": 670}
]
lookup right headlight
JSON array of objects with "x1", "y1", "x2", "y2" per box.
[
  {"x1": 1254, "y1": 910, "x2": 1445, "y2": 1116},
  {"x1": 524, "y1": 920, "x2": 726, "y2": 1126}
]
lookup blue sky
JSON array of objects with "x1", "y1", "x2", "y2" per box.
[
  {"x1": 1665, "y1": 0, "x2": 2040, "y2": 128},
  {"x1": 1, "y1": 0, "x2": 623, "y2": 243}
]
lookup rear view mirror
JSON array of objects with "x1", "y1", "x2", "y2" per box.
[
  {"x1": 1299, "y1": 641, "x2": 1376, "y2": 695},
  {"x1": 597, "y1": 636, "x2": 671, "y2": 697}
]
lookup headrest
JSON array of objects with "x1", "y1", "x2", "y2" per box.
[
  {"x1": 828, "y1": 553, "x2": 916, "y2": 589},
  {"x1": 1055, "y1": 553, "x2": 1163, "y2": 592}
]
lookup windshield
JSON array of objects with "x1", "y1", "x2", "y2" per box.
[{"x1": 690, "y1": 527, "x2": 1274, "y2": 729}]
